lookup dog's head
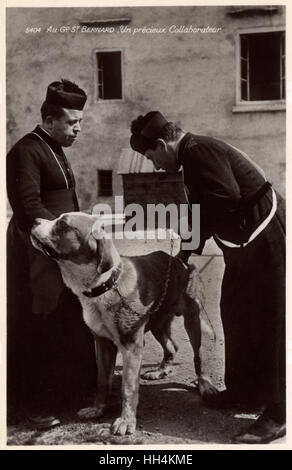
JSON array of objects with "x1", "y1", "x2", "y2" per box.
[{"x1": 30, "y1": 212, "x2": 119, "y2": 274}]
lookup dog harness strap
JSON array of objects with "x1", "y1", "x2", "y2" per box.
[{"x1": 82, "y1": 267, "x2": 121, "y2": 298}]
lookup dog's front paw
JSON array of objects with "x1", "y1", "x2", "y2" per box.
[
  {"x1": 111, "y1": 416, "x2": 136, "y2": 435},
  {"x1": 141, "y1": 365, "x2": 173, "y2": 380},
  {"x1": 77, "y1": 405, "x2": 106, "y2": 420},
  {"x1": 198, "y1": 376, "x2": 218, "y2": 396}
]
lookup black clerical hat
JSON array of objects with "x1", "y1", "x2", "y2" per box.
[
  {"x1": 45, "y1": 79, "x2": 87, "y2": 110},
  {"x1": 130, "y1": 111, "x2": 168, "y2": 155}
]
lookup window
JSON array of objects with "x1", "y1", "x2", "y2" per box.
[
  {"x1": 98, "y1": 170, "x2": 113, "y2": 197},
  {"x1": 95, "y1": 50, "x2": 122, "y2": 100},
  {"x1": 228, "y1": 6, "x2": 280, "y2": 16},
  {"x1": 234, "y1": 28, "x2": 285, "y2": 112},
  {"x1": 240, "y1": 32, "x2": 285, "y2": 101}
]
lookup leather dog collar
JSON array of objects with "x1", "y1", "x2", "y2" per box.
[{"x1": 82, "y1": 266, "x2": 121, "y2": 298}]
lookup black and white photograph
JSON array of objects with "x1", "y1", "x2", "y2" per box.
[{"x1": 3, "y1": 0, "x2": 290, "y2": 449}]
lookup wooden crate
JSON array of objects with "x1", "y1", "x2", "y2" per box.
[{"x1": 122, "y1": 171, "x2": 187, "y2": 229}]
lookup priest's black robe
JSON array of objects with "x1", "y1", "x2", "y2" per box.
[
  {"x1": 7, "y1": 126, "x2": 97, "y2": 416},
  {"x1": 178, "y1": 133, "x2": 285, "y2": 409}
]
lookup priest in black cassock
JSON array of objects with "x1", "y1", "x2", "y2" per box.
[
  {"x1": 129, "y1": 111, "x2": 285, "y2": 444},
  {"x1": 7, "y1": 80, "x2": 97, "y2": 429}
]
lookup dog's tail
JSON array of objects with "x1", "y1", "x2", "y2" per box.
[{"x1": 186, "y1": 264, "x2": 216, "y2": 341}]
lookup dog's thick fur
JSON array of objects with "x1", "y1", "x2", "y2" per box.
[{"x1": 31, "y1": 212, "x2": 217, "y2": 435}]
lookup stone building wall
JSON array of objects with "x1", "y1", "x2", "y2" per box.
[{"x1": 6, "y1": 6, "x2": 286, "y2": 210}]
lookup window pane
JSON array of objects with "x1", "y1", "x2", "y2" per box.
[
  {"x1": 98, "y1": 70, "x2": 103, "y2": 83},
  {"x1": 98, "y1": 84, "x2": 103, "y2": 99},
  {"x1": 241, "y1": 80, "x2": 248, "y2": 101},
  {"x1": 241, "y1": 36, "x2": 248, "y2": 59},
  {"x1": 98, "y1": 55, "x2": 103, "y2": 68},
  {"x1": 249, "y1": 32, "x2": 282, "y2": 101},
  {"x1": 98, "y1": 170, "x2": 113, "y2": 197},
  {"x1": 241, "y1": 59, "x2": 248, "y2": 80},
  {"x1": 97, "y1": 51, "x2": 122, "y2": 100},
  {"x1": 281, "y1": 33, "x2": 285, "y2": 54},
  {"x1": 281, "y1": 58, "x2": 285, "y2": 78},
  {"x1": 282, "y1": 79, "x2": 285, "y2": 99}
]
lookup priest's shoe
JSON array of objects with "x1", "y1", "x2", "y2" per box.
[
  {"x1": 28, "y1": 415, "x2": 61, "y2": 430},
  {"x1": 232, "y1": 413, "x2": 286, "y2": 444}
]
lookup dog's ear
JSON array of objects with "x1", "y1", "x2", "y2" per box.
[
  {"x1": 97, "y1": 237, "x2": 115, "y2": 274},
  {"x1": 88, "y1": 233, "x2": 97, "y2": 253},
  {"x1": 88, "y1": 217, "x2": 107, "y2": 254},
  {"x1": 91, "y1": 220, "x2": 117, "y2": 274},
  {"x1": 87, "y1": 232, "x2": 112, "y2": 273},
  {"x1": 54, "y1": 227, "x2": 81, "y2": 254},
  {"x1": 56, "y1": 218, "x2": 70, "y2": 232},
  {"x1": 91, "y1": 218, "x2": 105, "y2": 239},
  {"x1": 89, "y1": 218, "x2": 106, "y2": 256}
]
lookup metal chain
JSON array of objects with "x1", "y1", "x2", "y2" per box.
[{"x1": 113, "y1": 235, "x2": 175, "y2": 318}]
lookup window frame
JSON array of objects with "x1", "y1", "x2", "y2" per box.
[
  {"x1": 233, "y1": 26, "x2": 286, "y2": 113},
  {"x1": 93, "y1": 48, "x2": 124, "y2": 103}
]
